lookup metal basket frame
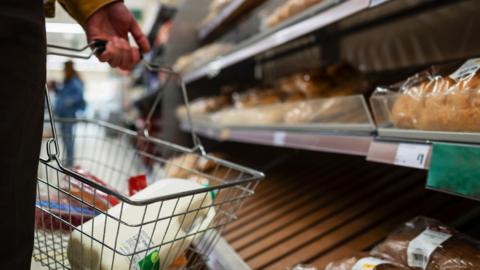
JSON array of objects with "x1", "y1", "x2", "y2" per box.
[{"x1": 33, "y1": 41, "x2": 264, "y2": 270}]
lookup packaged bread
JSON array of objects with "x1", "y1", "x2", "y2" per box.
[
  {"x1": 211, "y1": 103, "x2": 290, "y2": 126},
  {"x1": 199, "y1": 0, "x2": 233, "y2": 28},
  {"x1": 232, "y1": 88, "x2": 284, "y2": 108},
  {"x1": 264, "y1": 0, "x2": 324, "y2": 28},
  {"x1": 372, "y1": 58, "x2": 480, "y2": 132},
  {"x1": 276, "y1": 63, "x2": 369, "y2": 100},
  {"x1": 173, "y1": 43, "x2": 233, "y2": 73},
  {"x1": 325, "y1": 253, "x2": 411, "y2": 270},
  {"x1": 176, "y1": 92, "x2": 232, "y2": 120},
  {"x1": 164, "y1": 152, "x2": 224, "y2": 178},
  {"x1": 371, "y1": 216, "x2": 480, "y2": 270}
]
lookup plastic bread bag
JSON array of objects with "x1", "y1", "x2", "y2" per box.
[
  {"x1": 263, "y1": 0, "x2": 325, "y2": 29},
  {"x1": 173, "y1": 43, "x2": 233, "y2": 73},
  {"x1": 284, "y1": 96, "x2": 370, "y2": 124},
  {"x1": 176, "y1": 94, "x2": 232, "y2": 120},
  {"x1": 211, "y1": 103, "x2": 292, "y2": 126},
  {"x1": 371, "y1": 216, "x2": 480, "y2": 270},
  {"x1": 325, "y1": 253, "x2": 411, "y2": 270},
  {"x1": 232, "y1": 88, "x2": 284, "y2": 108},
  {"x1": 370, "y1": 58, "x2": 480, "y2": 132}
]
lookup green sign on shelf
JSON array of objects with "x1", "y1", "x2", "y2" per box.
[{"x1": 427, "y1": 142, "x2": 480, "y2": 200}]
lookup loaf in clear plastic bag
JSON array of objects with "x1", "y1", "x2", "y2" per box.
[
  {"x1": 325, "y1": 253, "x2": 410, "y2": 270},
  {"x1": 371, "y1": 58, "x2": 480, "y2": 132},
  {"x1": 371, "y1": 216, "x2": 480, "y2": 270},
  {"x1": 264, "y1": 0, "x2": 325, "y2": 28}
]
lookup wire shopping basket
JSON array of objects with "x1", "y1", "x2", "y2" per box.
[{"x1": 34, "y1": 41, "x2": 264, "y2": 270}]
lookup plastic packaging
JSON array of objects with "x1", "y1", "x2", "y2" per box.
[
  {"x1": 63, "y1": 166, "x2": 120, "y2": 211},
  {"x1": 283, "y1": 95, "x2": 370, "y2": 124},
  {"x1": 36, "y1": 192, "x2": 97, "y2": 232},
  {"x1": 210, "y1": 102, "x2": 293, "y2": 126},
  {"x1": 173, "y1": 43, "x2": 233, "y2": 73},
  {"x1": 199, "y1": 0, "x2": 233, "y2": 28},
  {"x1": 371, "y1": 216, "x2": 480, "y2": 270},
  {"x1": 370, "y1": 58, "x2": 480, "y2": 132},
  {"x1": 325, "y1": 253, "x2": 410, "y2": 270},
  {"x1": 264, "y1": 0, "x2": 325, "y2": 28},
  {"x1": 233, "y1": 88, "x2": 284, "y2": 108},
  {"x1": 68, "y1": 179, "x2": 215, "y2": 270}
]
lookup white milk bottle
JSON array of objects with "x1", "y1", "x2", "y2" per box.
[{"x1": 68, "y1": 179, "x2": 215, "y2": 270}]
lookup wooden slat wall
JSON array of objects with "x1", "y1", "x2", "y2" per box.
[{"x1": 222, "y1": 153, "x2": 480, "y2": 270}]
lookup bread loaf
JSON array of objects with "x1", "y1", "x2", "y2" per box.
[
  {"x1": 372, "y1": 216, "x2": 480, "y2": 270},
  {"x1": 325, "y1": 253, "x2": 411, "y2": 270},
  {"x1": 390, "y1": 70, "x2": 480, "y2": 132}
]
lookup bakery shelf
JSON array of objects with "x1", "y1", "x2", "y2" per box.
[
  {"x1": 198, "y1": 0, "x2": 267, "y2": 43},
  {"x1": 183, "y1": 0, "x2": 376, "y2": 83},
  {"x1": 180, "y1": 121, "x2": 373, "y2": 156}
]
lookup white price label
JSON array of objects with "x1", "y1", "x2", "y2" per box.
[
  {"x1": 394, "y1": 143, "x2": 430, "y2": 169},
  {"x1": 407, "y1": 228, "x2": 451, "y2": 268},
  {"x1": 273, "y1": 131, "x2": 286, "y2": 146},
  {"x1": 449, "y1": 58, "x2": 480, "y2": 81}
]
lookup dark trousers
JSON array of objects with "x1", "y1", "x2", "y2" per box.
[{"x1": 0, "y1": 0, "x2": 45, "y2": 269}]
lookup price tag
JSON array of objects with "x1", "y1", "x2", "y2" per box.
[
  {"x1": 370, "y1": 0, "x2": 389, "y2": 7},
  {"x1": 273, "y1": 131, "x2": 286, "y2": 146},
  {"x1": 449, "y1": 58, "x2": 480, "y2": 81},
  {"x1": 394, "y1": 143, "x2": 430, "y2": 169}
]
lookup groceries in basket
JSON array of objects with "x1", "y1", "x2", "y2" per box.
[
  {"x1": 164, "y1": 152, "x2": 224, "y2": 179},
  {"x1": 325, "y1": 253, "x2": 410, "y2": 270},
  {"x1": 36, "y1": 192, "x2": 97, "y2": 232},
  {"x1": 371, "y1": 58, "x2": 480, "y2": 132},
  {"x1": 62, "y1": 166, "x2": 120, "y2": 212},
  {"x1": 371, "y1": 216, "x2": 480, "y2": 270},
  {"x1": 67, "y1": 179, "x2": 216, "y2": 270},
  {"x1": 128, "y1": 174, "x2": 148, "y2": 196}
]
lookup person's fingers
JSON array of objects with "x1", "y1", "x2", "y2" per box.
[
  {"x1": 118, "y1": 39, "x2": 132, "y2": 70},
  {"x1": 130, "y1": 20, "x2": 150, "y2": 53},
  {"x1": 97, "y1": 39, "x2": 115, "y2": 62},
  {"x1": 130, "y1": 48, "x2": 141, "y2": 69},
  {"x1": 108, "y1": 38, "x2": 122, "y2": 67}
]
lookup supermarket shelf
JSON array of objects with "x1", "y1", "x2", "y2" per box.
[
  {"x1": 198, "y1": 0, "x2": 267, "y2": 43},
  {"x1": 183, "y1": 0, "x2": 376, "y2": 83},
  {"x1": 181, "y1": 121, "x2": 373, "y2": 156},
  {"x1": 378, "y1": 127, "x2": 480, "y2": 144}
]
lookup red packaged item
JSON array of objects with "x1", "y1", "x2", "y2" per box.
[
  {"x1": 128, "y1": 174, "x2": 147, "y2": 196},
  {"x1": 63, "y1": 166, "x2": 120, "y2": 211}
]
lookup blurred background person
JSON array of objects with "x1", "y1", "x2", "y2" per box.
[{"x1": 51, "y1": 60, "x2": 86, "y2": 167}]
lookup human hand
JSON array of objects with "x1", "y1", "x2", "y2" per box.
[{"x1": 84, "y1": 2, "x2": 151, "y2": 70}]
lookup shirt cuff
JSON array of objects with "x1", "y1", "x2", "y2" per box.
[{"x1": 58, "y1": 0, "x2": 119, "y2": 26}]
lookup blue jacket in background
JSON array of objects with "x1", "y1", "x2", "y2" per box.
[{"x1": 54, "y1": 77, "x2": 85, "y2": 118}]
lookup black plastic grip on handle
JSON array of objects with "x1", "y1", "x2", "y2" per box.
[{"x1": 92, "y1": 39, "x2": 107, "y2": 55}]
